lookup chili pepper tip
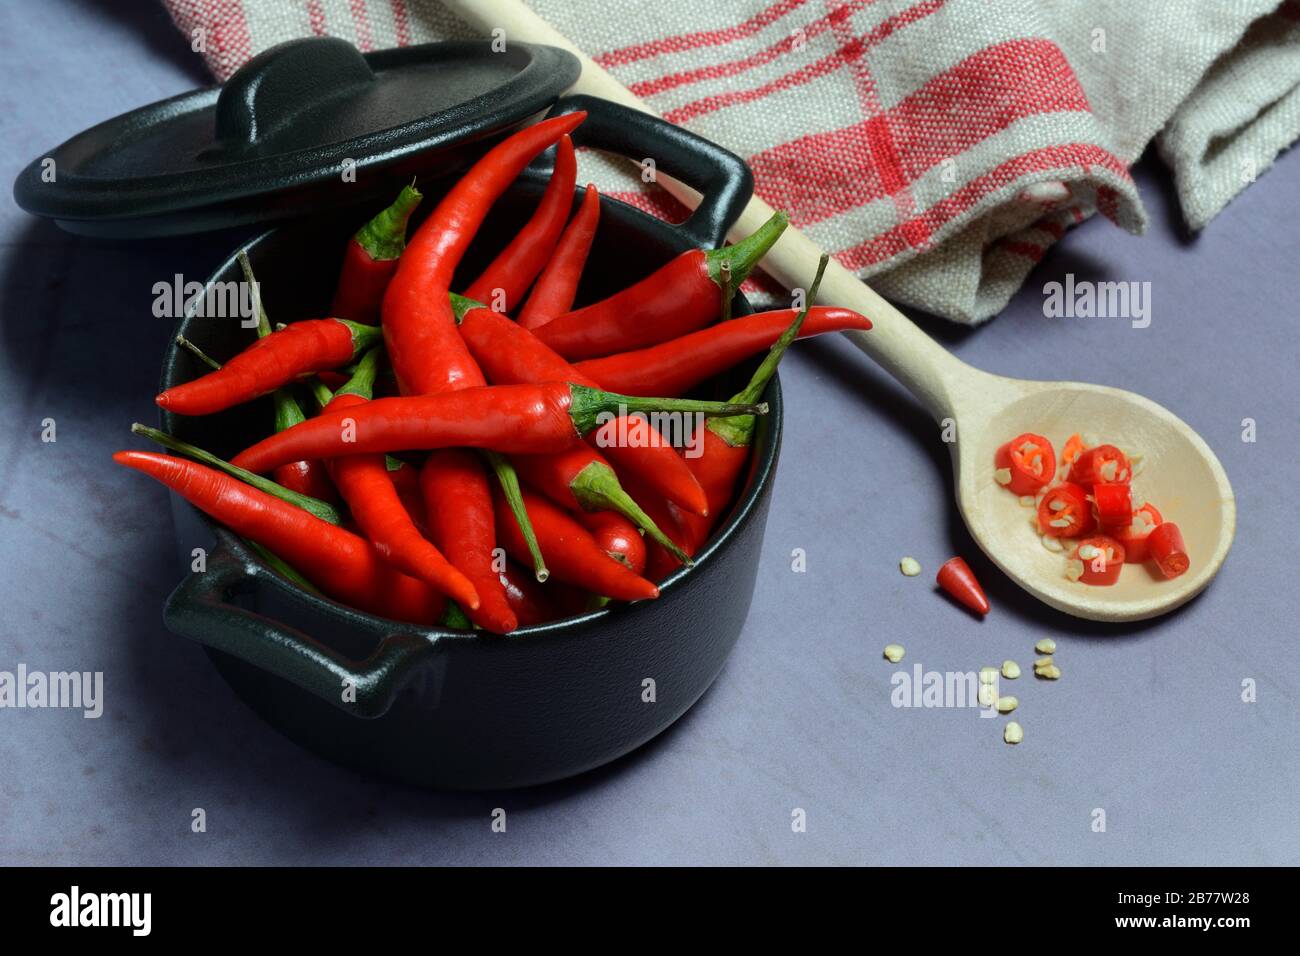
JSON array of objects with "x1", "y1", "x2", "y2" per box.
[
  {"x1": 936, "y1": 556, "x2": 990, "y2": 616},
  {"x1": 129, "y1": 423, "x2": 343, "y2": 526}
]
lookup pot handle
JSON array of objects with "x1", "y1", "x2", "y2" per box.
[
  {"x1": 548, "y1": 94, "x2": 754, "y2": 249},
  {"x1": 162, "y1": 536, "x2": 438, "y2": 719}
]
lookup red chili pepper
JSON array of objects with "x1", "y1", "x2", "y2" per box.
[
  {"x1": 273, "y1": 458, "x2": 337, "y2": 504},
  {"x1": 174, "y1": 324, "x2": 341, "y2": 503},
  {"x1": 328, "y1": 440, "x2": 479, "y2": 608},
  {"x1": 994, "y1": 433, "x2": 1056, "y2": 495},
  {"x1": 576, "y1": 510, "x2": 647, "y2": 575},
  {"x1": 155, "y1": 319, "x2": 382, "y2": 416},
  {"x1": 588, "y1": 415, "x2": 709, "y2": 516},
  {"x1": 936, "y1": 556, "x2": 990, "y2": 615},
  {"x1": 329, "y1": 184, "x2": 423, "y2": 324},
  {"x1": 321, "y1": 352, "x2": 481, "y2": 610},
  {"x1": 670, "y1": 427, "x2": 748, "y2": 556},
  {"x1": 382, "y1": 113, "x2": 585, "y2": 397},
  {"x1": 230, "y1": 382, "x2": 762, "y2": 476},
  {"x1": 1093, "y1": 482, "x2": 1133, "y2": 529},
  {"x1": 270, "y1": 379, "x2": 340, "y2": 504},
  {"x1": 517, "y1": 182, "x2": 600, "y2": 330},
  {"x1": 573, "y1": 305, "x2": 871, "y2": 397},
  {"x1": 421, "y1": 448, "x2": 519, "y2": 633},
  {"x1": 450, "y1": 293, "x2": 712, "y2": 516},
  {"x1": 497, "y1": 561, "x2": 565, "y2": 626},
  {"x1": 463, "y1": 135, "x2": 577, "y2": 312},
  {"x1": 112, "y1": 451, "x2": 444, "y2": 624},
  {"x1": 1073, "y1": 535, "x2": 1125, "y2": 586},
  {"x1": 1036, "y1": 482, "x2": 1095, "y2": 538},
  {"x1": 1112, "y1": 501, "x2": 1162, "y2": 563},
  {"x1": 645, "y1": 538, "x2": 686, "y2": 583},
  {"x1": 376, "y1": 121, "x2": 582, "y2": 608},
  {"x1": 510, "y1": 444, "x2": 690, "y2": 563},
  {"x1": 492, "y1": 484, "x2": 659, "y2": 602},
  {"x1": 385, "y1": 460, "x2": 427, "y2": 534},
  {"x1": 129, "y1": 423, "x2": 342, "y2": 524},
  {"x1": 1069, "y1": 444, "x2": 1130, "y2": 485},
  {"x1": 533, "y1": 212, "x2": 789, "y2": 360},
  {"x1": 615, "y1": 465, "x2": 695, "y2": 577},
  {"x1": 1147, "y1": 522, "x2": 1189, "y2": 579}
]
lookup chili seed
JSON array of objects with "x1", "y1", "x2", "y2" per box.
[
  {"x1": 996, "y1": 696, "x2": 1018, "y2": 714},
  {"x1": 1065, "y1": 560, "x2": 1084, "y2": 581},
  {"x1": 883, "y1": 644, "x2": 905, "y2": 663},
  {"x1": 1004, "y1": 722, "x2": 1024, "y2": 745},
  {"x1": 1037, "y1": 664, "x2": 1061, "y2": 680},
  {"x1": 1001, "y1": 660, "x2": 1021, "y2": 679},
  {"x1": 979, "y1": 684, "x2": 997, "y2": 707},
  {"x1": 994, "y1": 468, "x2": 1012, "y2": 486},
  {"x1": 1035, "y1": 638, "x2": 1056, "y2": 654},
  {"x1": 979, "y1": 667, "x2": 999, "y2": 684},
  {"x1": 899, "y1": 557, "x2": 922, "y2": 577}
]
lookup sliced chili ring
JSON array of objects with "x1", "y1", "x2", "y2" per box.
[
  {"x1": 994, "y1": 432, "x2": 1056, "y2": 495},
  {"x1": 1093, "y1": 482, "x2": 1132, "y2": 528},
  {"x1": 1061, "y1": 432, "x2": 1086, "y2": 466},
  {"x1": 1148, "y1": 522, "x2": 1189, "y2": 579},
  {"x1": 1071, "y1": 534, "x2": 1125, "y2": 586},
  {"x1": 1070, "y1": 444, "x2": 1130, "y2": 486},
  {"x1": 1036, "y1": 482, "x2": 1095, "y2": 538},
  {"x1": 1112, "y1": 501, "x2": 1162, "y2": 563}
]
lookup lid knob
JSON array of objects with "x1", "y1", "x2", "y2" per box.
[{"x1": 214, "y1": 37, "x2": 376, "y2": 151}]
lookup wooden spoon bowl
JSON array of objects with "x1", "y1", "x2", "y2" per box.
[{"x1": 957, "y1": 376, "x2": 1236, "y2": 621}]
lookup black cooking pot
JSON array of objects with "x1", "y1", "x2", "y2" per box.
[{"x1": 155, "y1": 93, "x2": 783, "y2": 789}]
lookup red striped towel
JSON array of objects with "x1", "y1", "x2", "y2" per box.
[{"x1": 162, "y1": 0, "x2": 1300, "y2": 323}]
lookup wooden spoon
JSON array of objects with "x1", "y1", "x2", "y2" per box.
[{"x1": 445, "y1": 0, "x2": 1236, "y2": 622}]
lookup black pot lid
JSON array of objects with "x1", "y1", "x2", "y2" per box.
[{"x1": 12, "y1": 37, "x2": 580, "y2": 238}]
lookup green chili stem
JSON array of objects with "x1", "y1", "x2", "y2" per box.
[
  {"x1": 440, "y1": 600, "x2": 475, "y2": 630},
  {"x1": 710, "y1": 254, "x2": 829, "y2": 449},
  {"x1": 719, "y1": 260, "x2": 733, "y2": 324},
  {"x1": 704, "y1": 211, "x2": 788, "y2": 289},
  {"x1": 338, "y1": 319, "x2": 384, "y2": 355},
  {"x1": 273, "y1": 389, "x2": 307, "y2": 434},
  {"x1": 236, "y1": 249, "x2": 272, "y2": 339},
  {"x1": 571, "y1": 462, "x2": 692, "y2": 565},
  {"x1": 176, "y1": 335, "x2": 221, "y2": 370},
  {"x1": 131, "y1": 423, "x2": 343, "y2": 525},
  {"x1": 567, "y1": 384, "x2": 767, "y2": 436},
  {"x1": 485, "y1": 451, "x2": 549, "y2": 582},
  {"x1": 335, "y1": 345, "x2": 383, "y2": 400},
  {"x1": 354, "y1": 183, "x2": 423, "y2": 261},
  {"x1": 449, "y1": 292, "x2": 485, "y2": 322},
  {"x1": 236, "y1": 250, "x2": 306, "y2": 433}
]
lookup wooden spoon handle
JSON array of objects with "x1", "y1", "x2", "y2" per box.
[{"x1": 444, "y1": 0, "x2": 972, "y2": 421}]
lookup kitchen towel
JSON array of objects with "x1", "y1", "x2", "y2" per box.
[{"x1": 161, "y1": 0, "x2": 1300, "y2": 323}]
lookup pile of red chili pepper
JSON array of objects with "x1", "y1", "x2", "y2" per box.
[
  {"x1": 994, "y1": 431, "x2": 1189, "y2": 585},
  {"x1": 119, "y1": 113, "x2": 873, "y2": 631}
]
